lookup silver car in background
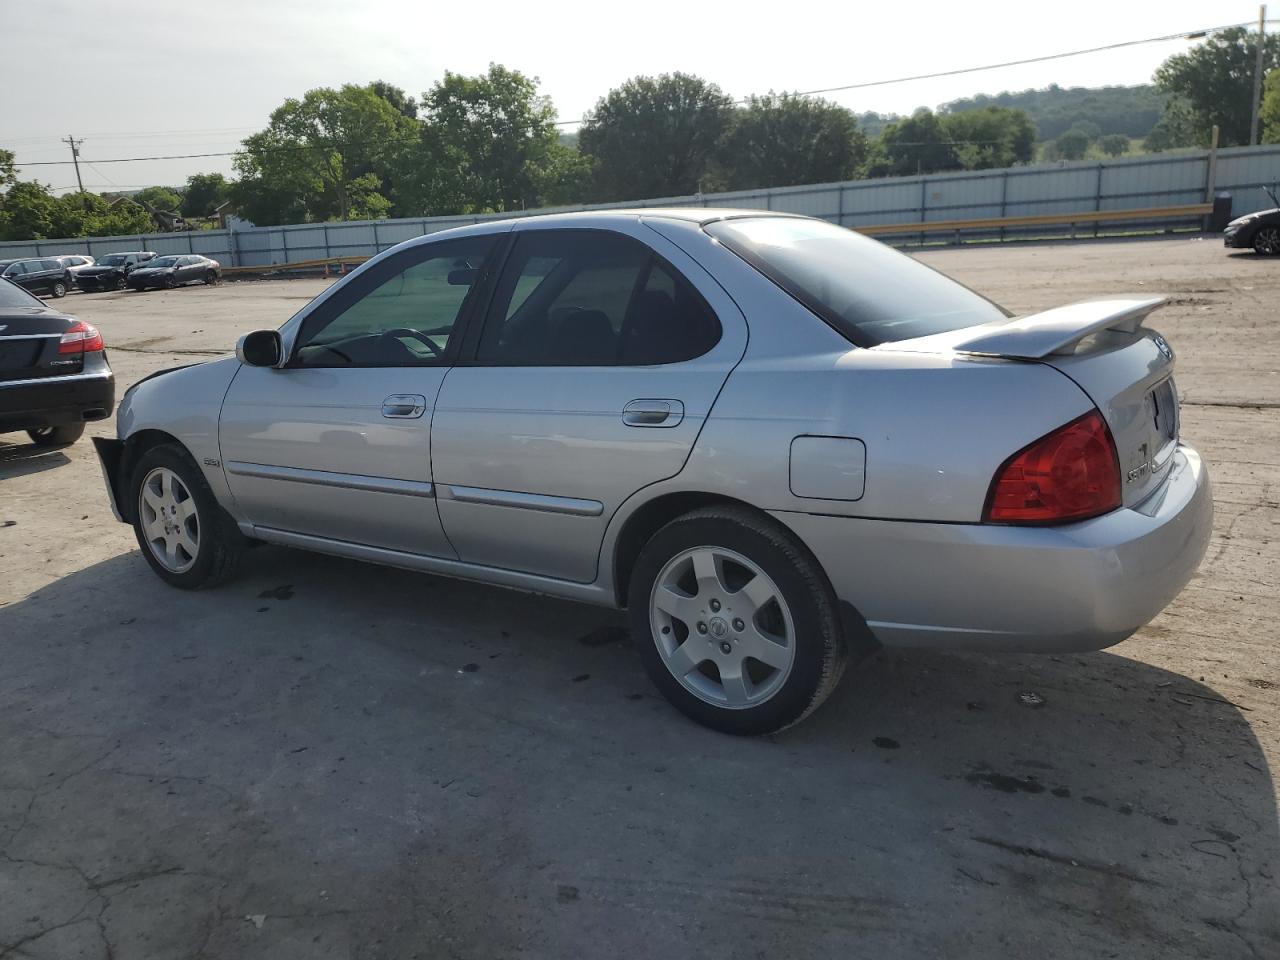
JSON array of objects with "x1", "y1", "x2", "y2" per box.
[{"x1": 93, "y1": 210, "x2": 1212, "y2": 734}]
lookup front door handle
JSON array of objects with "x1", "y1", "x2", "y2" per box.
[
  {"x1": 623, "y1": 398, "x2": 684, "y2": 428},
  {"x1": 382, "y1": 394, "x2": 427, "y2": 419}
]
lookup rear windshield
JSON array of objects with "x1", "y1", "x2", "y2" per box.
[
  {"x1": 0, "y1": 277, "x2": 42, "y2": 308},
  {"x1": 704, "y1": 217, "x2": 1008, "y2": 346}
]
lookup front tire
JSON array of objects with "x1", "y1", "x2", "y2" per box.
[
  {"x1": 628, "y1": 506, "x2": 847, "y2": 735},
  {"x1": 114, "y1": 276, "x2": 127, "y2": 291},
  {"x1": 27, "y1": 423, "x2": 84, "y2": 446},
  {"x1": 1254, "y1": 227, "x2": 1280, "y2": 256},
  {"x1": 129, "y1": 443, "x2": 244, "y2": 589},
  {"x1": 51, "y1": 280, "x2": 67, "y2": 298}
]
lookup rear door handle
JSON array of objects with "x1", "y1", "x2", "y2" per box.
[
  {"x1": 382, "y1": 394, "x2": 427, "y2": 419},
  {"x1": 623, "y1": 399, "x2": 684, "y2": 428}
]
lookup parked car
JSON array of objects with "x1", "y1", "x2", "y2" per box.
[
  {"x1": 1223, "y1": 186, "x2": 1280, "y2": 255},
  {"x1": 93, "y1": 210, "x2": 1212, "y2": 734},
  {"x1": 53, "y1": 254, "x2": 96, "y2": 286},
  {"x1": 0, "y1": 258, "x2": 73, "y2": 298},
  {"x1": 127, "y1": 254, "x2": 222, "y2": 290},
  {"x1": 0, "y1": 277, "x2": 113, "y2": 446},
  {"x1": 76, "y1": 252, "x2": 158, "y2": 292}
]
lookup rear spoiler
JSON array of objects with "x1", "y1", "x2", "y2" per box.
[{"x1": 953, "y1": 297, "x2": 1167, "y2": 359}]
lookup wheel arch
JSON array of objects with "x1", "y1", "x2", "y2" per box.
[
  {"x1": 118, "y1": 429, "x2": 186, "y2": 522},
  {"x1": 609, "y1": 491, "x2": 774, "y2": 608}
]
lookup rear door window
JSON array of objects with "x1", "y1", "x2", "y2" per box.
[{"x1": 477, "y1": 230, "x2": 720, "y2": 366}]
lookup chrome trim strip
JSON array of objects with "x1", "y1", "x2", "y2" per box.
[
  {"x1": 438, "y1": 484, "x2": 603, "y2": 517},
  {"x1": 249, "y1": 525, "x2": 615, "y2": 607},
  {"x1": 225, "y1": 461, "x2": 435, "y2": 498},
  {"x1": 0, "y1": 333, "x2": 59, "y2": 340},
  {"x1": 0, "y1": 370, "x2": 112, "y2": 390}
]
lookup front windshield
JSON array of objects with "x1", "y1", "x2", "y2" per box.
[
  {"x1": 100, "y1": 255, "x2": 127, "y2": 266},
  {"x1": 0, "y1": 277, "x2": 42, "y2": 308},
  {"x1": 148, "y1": 257, "x2": 181, "y2": 268},
  {"x1": 705, "y1": 217, "x2": 1009, "y2": 346}
]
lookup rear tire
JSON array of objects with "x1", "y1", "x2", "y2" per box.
[
  {"x1": 129, "y1": 443, "x2": 244, "y2": 589},
  {"x1": 628, "y1": 506, "x2": 846, "y2": 735},
  {"x1": 27, "y1": 423, "x2": 84, "y2": 446},
  {"x1": 114, "y1": 276, "x2": 127, "y2": 291},
  {"x1": 204, "y1": 270, "x2": 218, "y2": 285},
  {"x1": 1254, "y1": 227, "x2": 1280, "y2": 256}
]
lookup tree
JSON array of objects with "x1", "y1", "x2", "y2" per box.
[
  {"x1": 0, "y1": 148, "x2": 15, "y2": 191},
  {"x1": 0, "y1": 181, "x2": 59, "y2": 240},
  {"x1": 579, "y1": 73, "x2": 735, "y2": 201},
  {"x1": 234, "y1": 83, "x2": 416, "y2": 223},
  {"x1": 712, "y1": 93, "x2": 867, "y2": 190},
  {"x1": 1153, "y1": 27, "x2": 1280, "y2": 146},
  {"x1": 866, "y1": 109, "x2": 959, "y2": 176},
  {"x1": 370, "y1": 80, "x2": 418, "y2": 119},
  {"x1": 1098, "y1": 133, "x2": 1130, "y2": 157},
  {"x1": 1053, "y1": 129, "x2": 1091, "y2": 160},
  {"x1": 1263, "y1": 71, "x2": 1280, "y2": 144},
  {"x1": 940, "y1": 106, "x2": 1036, "y2": 169},
  {"x1": 227, "y1": 175, "x2": 307, "y2": 227},
  {"x1": 0, "y1": 180, "x2": 151, "y2": 241},
  {"x1": 1067, "y1": 119, "x2": 1101, "y2": 142},
  {"x1": 133, "y1": 186, "x2": 183, "y2": 212},
  {"x1": 1143, "y1": 97, "x2": 1198, "y2": 152},
  {"x1": 412, "y1": 64, "x2": 565, "y2": 213},
  {"x1": 181, "y1": 173, "x2": 231, "y2": 217}
]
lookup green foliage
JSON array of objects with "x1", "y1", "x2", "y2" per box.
[
  {"x1": 1098, "y1": 133, "x2": 1130, "y2": 157},
  {"x1": 370, "y1": 80, "x2": 418, "y2": 120},
  {"x1": 1143, "y1": 96, "x2": 1198, "y2": 152},
  {"x1": 943, "y1": 106, "x2": 1036, "y2": 170},
  {"x1": 0, "y1": 179, "x2": 151, "y2": 241},
  {"x1": 865, "y1": 109, "x2": 959, "y2": 176},
  {"x1": 0, "y1": 149, "x2": 15, "y2": 191},
  {"x1": 227, "y1": 175, "x2": 307, "y2": 227},
  {"x1": 941, "y1": 84, "x2": 1166, "y2": 140},
  {"x1": 712, "y1": 94, "x2": 867, "y2": 190},
  {"x1": 133, "y1": 185, "x2": 183, "y2": 212},
  {"x1": 1053, "y1": 129, "x2": 1091, "y2": 161},
  {"x1": 181, "y1": 173, "x2": 231, "y2": 217},
  {"x1": 579, "y1": 73, "x2": 735, "y2": 201},
  {"x1": 1154, "y1": 27, "x2": 1280, "y2": 146},
  {"x1": 855, "y1": 111, "x2": 900, "y2": 138},
  {"x1": 412, "y1": 64, "x2": 565, "y2": 213},
  {"x1": 1263, "y1": 71, "x2": 1280, "y2": 144},
  {"x1": 234, "y1": 82, "x2": 416, "y2": 223}
]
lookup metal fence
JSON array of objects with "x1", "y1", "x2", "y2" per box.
[{"x1": 2, "y1": 144, "x2": 1277, "y2": 265}]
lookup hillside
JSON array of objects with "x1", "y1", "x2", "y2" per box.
[{"x1": 938, "y1": 83, "x2": 1167, "y2": 141}]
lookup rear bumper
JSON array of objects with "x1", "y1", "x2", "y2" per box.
[
  {"x1": 774, "y1": 444, "x2": 1212, "y2": 652},
  {"x1": 0, "y1": 365, "x2": 114, "y2": 433}
]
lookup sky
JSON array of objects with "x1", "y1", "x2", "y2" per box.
[{"x1": 1, "y1": 0, "x2": 1263, "y2": 194}]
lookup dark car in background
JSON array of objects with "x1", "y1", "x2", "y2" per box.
[
  {"x1": 1224, "y1": 186, "x2": 1280, "y2": 255},
  {"x1": 127, "y1": 254, "x2": 222, "y2": 290},
  {"x1": 76, "y1": 251, "x2": 158, "y2": 292},
  {"x1": 0, "y1": 258, "x2": 73, "y2": 298},
  {"x1": 0, "y1": 277, "x2": 113, "y2": 447},
  {"x1": 53, "y1": 254, "x2": 96, "y2": 286}
]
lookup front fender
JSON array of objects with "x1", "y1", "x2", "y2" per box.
[{"x1": 117, "y1": 356, "x2": 243, "y2": 519}]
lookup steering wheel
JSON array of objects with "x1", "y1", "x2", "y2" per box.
[{"x1": 379, "y1": 327, "x2": 442, "y2": 358}]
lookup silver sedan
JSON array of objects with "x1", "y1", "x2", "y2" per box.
[{"x1": 93, "y1": 210, "x2": 1212, "y2": 734}]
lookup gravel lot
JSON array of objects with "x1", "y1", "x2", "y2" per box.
[{"x1": 1, "y1": 236, "x2": 1277, "y2": 959}]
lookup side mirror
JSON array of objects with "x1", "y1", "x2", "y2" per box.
[{"x1": 236, "y1": 330, "x2": 283, "y2": 368}]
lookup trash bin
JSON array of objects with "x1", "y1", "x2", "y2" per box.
[{"x1": 1209, "y1": 192, "x2": 1233, "y2": 232}]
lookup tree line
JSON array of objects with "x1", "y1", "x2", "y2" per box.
[{"x1": 1, "y1": 26, "x2": 1278, "y2": 241}]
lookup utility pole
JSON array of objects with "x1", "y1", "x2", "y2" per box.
[
  {"x1": 1250, "y1": 5, "x2": 1267, "y2": 146},
  {"x1": 61, "y1": 134, "x2": 85, "y2": 192}
]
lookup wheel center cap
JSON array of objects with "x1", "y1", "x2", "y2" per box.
[{"x1": 708, "y1": 617, "x2": 729, "y2": 640}]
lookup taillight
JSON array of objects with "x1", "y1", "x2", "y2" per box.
[
  {"x1": 984, "y1": 410, "x2": 1121, "y2": 524},
  {"x1": 58, "y1": 321, "x2": 104, "y2": 355}
]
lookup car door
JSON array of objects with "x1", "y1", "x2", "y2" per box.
[
  {"x1": 430, "y1": 225, "x2": 747, "y2": 583},
  {"x1": 218, "y1": 234, "x2": 497, "y2": 556},
  {"x1": 181, "y1": 257, "x2": 202, "y2": 283}
]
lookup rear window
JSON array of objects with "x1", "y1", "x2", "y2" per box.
[
  {"x1": 0, "y1": 277, "x2": 42, "y2": 308},
  {"x1": 704, "y1": 217, "x2": 1008, "y2": 346}
]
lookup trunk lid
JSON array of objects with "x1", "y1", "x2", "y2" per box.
[
  {"x1": 0, "y1": 308, "x2": 81, "y2": 382},
  {"x1": 881, "y1": 297, "x2": 1179, "y2": 507}
]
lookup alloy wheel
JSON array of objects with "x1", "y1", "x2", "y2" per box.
[
  {"x1": 1255, "y1": 227, "x2": 1280, "y2": 255},
  {"x1": 138, "y1": 466, "x2": 200, "y2": 573},
  {"x1": 649, "y1": 546, "x2": 795, "y2": 709}
]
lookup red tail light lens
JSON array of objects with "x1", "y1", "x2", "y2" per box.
[
  {"x1": 984, "y1": 410, "x2": 1122, "y2": 524},
  {"x1": 58, "y1": 321, "x2": 104, "y2": 355}
]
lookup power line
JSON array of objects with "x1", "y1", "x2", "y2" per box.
[{"x1": 10, "y1": 19, "x2": 1260, "y2": 163}]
